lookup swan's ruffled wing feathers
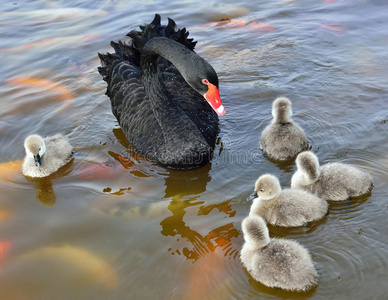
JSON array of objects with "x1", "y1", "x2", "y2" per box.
[
  {"x1": 162, "y1": 70, "x2": 218, "y2": 148},
  {"x1": 126, "y1": 13, "x2": 197, "y2": 51},
  {"x1": 98, "y1": 40, "x2": 140, "y2": 98},
  {"x1": 100, "y1": 56, "x2": 162, "y2": 157},
  {"x1": 98, "y1": 13, "x2": 198, "y2": 104}
]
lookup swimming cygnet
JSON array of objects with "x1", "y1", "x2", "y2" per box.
[
  {"x1": 240, "y1": 215, "x2": 318, "y2": 291},
  {"x1": 247, "y1": 174, "x2": 328, "y2": 227},
  {"x1": 22, "y1": 134, "x2": 73, "y2": 178},
  {"x1": 259, "y1": 97, "x2": 308, "y2": 160},
  {"x1": 291, "y1": 151, "x2": 373, "y2": 201}
]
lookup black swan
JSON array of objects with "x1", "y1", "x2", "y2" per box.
[{"x1": 98, "y1": 14, "x2": 225, "y2": 169}]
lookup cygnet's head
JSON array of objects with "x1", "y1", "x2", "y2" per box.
[
  {"x1": 295, "y1": 151, "x2": 320, "y2": 182},
  {"x1": 24, "y1": 135, "x2": 46, "y2": 167},
  {"x1": 241, "y1": 215, "x2": 270, "y2": 248},
  {"x1": 253, "y1": 174, "x2": 282, "y2": 200},
  {"x1": 272, "y1": 97, "x2": 292, "y2": 123}
]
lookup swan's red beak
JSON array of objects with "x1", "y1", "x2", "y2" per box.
[{"x1": 203, "y1": 83, "x2": 226, "y2": 116}]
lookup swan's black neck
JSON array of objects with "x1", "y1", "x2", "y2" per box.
[{"x1": 142, "y1": 37, "x2": 207, "y2": 80}]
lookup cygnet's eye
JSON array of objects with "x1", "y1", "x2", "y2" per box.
[
  {"x1": 39, "y1": 148, "x2": 41, "y2": 151},
  {"x1": 260, "y1": 189, "x2": 264, "y2": 192}
]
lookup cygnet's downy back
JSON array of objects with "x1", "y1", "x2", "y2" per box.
[
  {"x1": 291, "y1": 151, "x2": 373, "y2": 201},
  {"x1": 240, "y1": 215, "x2": 318, "y2": 291},
  {"x1": 23, "y1": 134, "x2": 73, "y2": 178},
  {"x1": 291, "y1": 150, "x2": 321, "y2": 188},
  {"x1": 248, "y1": 174, "x2": 328, "y2": 227},
  {"x1": 259, "y1": 97, "x2": 308, "y2": 161}
]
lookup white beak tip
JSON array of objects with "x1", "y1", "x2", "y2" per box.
[{"x1": 216, "y1": 105, "x2": 226, "y2": 116}]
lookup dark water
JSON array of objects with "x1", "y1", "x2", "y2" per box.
[{"x1": 0, "y1": 0, "x2": 387, "y2": 299}]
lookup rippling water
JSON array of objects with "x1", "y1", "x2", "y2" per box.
[{"x1": 1, "y1": 0, "x2": 388, "y2": 299}]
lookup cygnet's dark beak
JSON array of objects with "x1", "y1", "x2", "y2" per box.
[
  {"x1": 34, "y1": 154, "x2": 41, "y2": 167},
  {"x1": 247, "y1": 191, "x2": 258, "y2": 201}
]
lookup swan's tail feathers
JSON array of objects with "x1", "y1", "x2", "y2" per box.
[
  {"x1": 98, "y1": 40, "x2": 141, "y2": 97},
  {"x1": 110, "y1": 40, "x2": 140, "y2": 65},
  {"x1": 151, "y1": 13, "x2": 162, "y2": 27},
  {"x1": 97, "y1": 52, "x2": 116, "y2": 84},
  {"x1": 126, "y1": 31, "x2": 147, "y2": 50},
  {"x1": 165, "y1": 17, "x2": 178, "y2": 37},
  {"x1": 98, "y1": 40, "x2": 139, "y2": 69},
  {"x1": 126, "y1": 13, "x2": 197, "y2": 52}
]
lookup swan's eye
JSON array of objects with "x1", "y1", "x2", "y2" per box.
[
  {"x1": 202, "y1": 79, "x2": 209, "y2": 85},
  {"x1": 39, "y1": 148, "x2": 41, "y2": 150}
]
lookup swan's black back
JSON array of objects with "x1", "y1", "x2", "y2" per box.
[{"x1": 98, "y1": 14, "x2": 219, "y2": 168}]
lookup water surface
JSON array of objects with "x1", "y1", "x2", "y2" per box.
[{"x1": 0, "y1": 0, "x2": 388, "y2": 299}]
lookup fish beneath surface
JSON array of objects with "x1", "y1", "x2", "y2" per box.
[
  {"x1": 0, "y1": 241, "x2": 11, "y2": 274},
  {"x1": 1, "y1": 8, "x2": 107, "y2": 24},
  {"x1": 202, "y1": 18, "x2": 276, "y2": 32},
  {"x1": 0, "y1": 34, "x2": 102, "y2": 53},
  {"x1": 0, "y1": 160, "x2": 22, "y2": 181},
  {"x1": 6, "y1": 76, "x2": 75, "y2": 113},
  {"x1": 19, "y1": 245, "x2": 119, "y2": 290}
]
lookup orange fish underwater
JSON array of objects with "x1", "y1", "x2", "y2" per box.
[
  {"x1": 0, "y1": 241, "x2": 11, "y2": 274},
  {"x1": 0, "y1": 160, "x2": 22, "y2": 181},
  {"x1": 321, "y1": 23, "x2": 345, "y2": 33},
  {"x1": 0, "y1": 34, "x2": 102, "y2": 53},
  {"x1": 205, "y1": 18, "x2": 275, "y2": 32},
  {"x1": 0, "y1": 210, "x2": 10, "y2": 224},
  {"x1": 77, "y1": 161, "x2": 127, "y2": 180},
  {"x1": 7, "y1": 76, "x2": 75, "y2": 101}
]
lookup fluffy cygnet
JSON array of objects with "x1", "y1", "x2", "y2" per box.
[
  {"x1": 248, "y1": 174, "x2": 328, "y2": 227},
  {"x1": 259, "y1": 97, "x2": 308, "y2": 160},
  {"x1": 240, "y1": 215, "x2": 318, "y2": 291},
  {"x1": 22, "y1": 134, "x2": 73, "y2": 178},
  {"x1": 291, "y1": 151, "x2": 373, "y2": 201}
]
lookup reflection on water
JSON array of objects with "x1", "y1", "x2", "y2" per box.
[
  {"x1": 246, "y1": 268, "x2": 318, "y2": 299},
  {"x1": 24, "y1": 159, "x2": 73, "y2": 206},
  {"x1": 111, "y1": 127, "x2": 155, "y2": 177},
  {"x1": 267, "y1": 216, "x2": 328, "y2": 239},
  {"x1": 161, "y1": 196, "x2": 239, "y2": 261},
  {"x1": 161, "y1": 158, "x2": 240, "y2": 262},
  {"x1": 327, "y1": 194, "x2": 371, "y2": 221},
  {"x1": 164, "y1": 163, "x2": 212, "y2": 197},
  {"x1": 33, "y1": 178, "x2": 57, "y2": 206}
]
